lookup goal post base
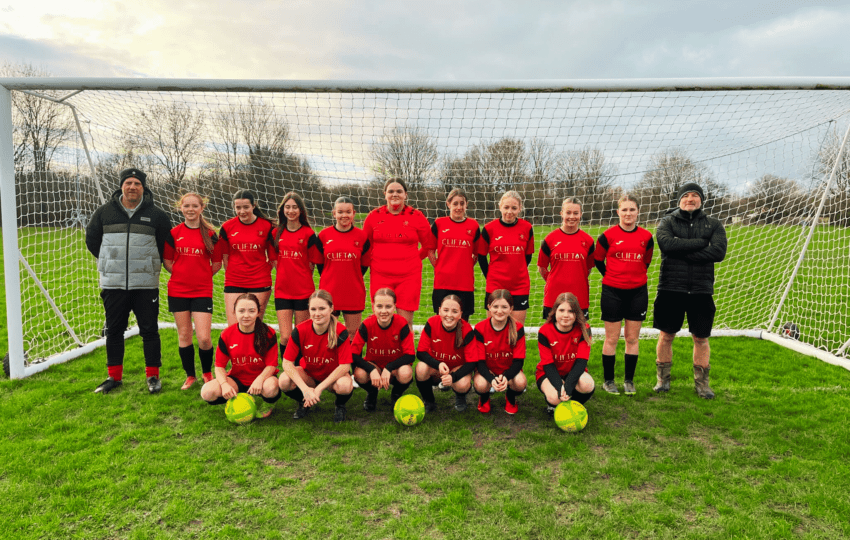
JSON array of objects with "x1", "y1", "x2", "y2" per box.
[{"x1": 761, "y1": 331, "x2": 850, "y2": 372}]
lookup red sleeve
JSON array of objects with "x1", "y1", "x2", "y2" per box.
[
  {"x1": 361, "y1": 238, "x2": 372, "y2": 267},
  {"x1": 283, "y1": 328, "x2": 301, "y2": 362},
  {"x1": 308, "y1": 234, "x2": 322, "y2": 265},
  {"x1": 211, "y1": 235, "x2": 224, "y2": 263},
  {"x1": 537, "y1": 239, "x2": 550, "y2": 269},
  {"x1": 337, "y1": 328, "x2": 353, "y2": 365},
  {"x1": 478, "y1": 225, "x2": 491, "y2": 256},
  {"x1": 585, "y1": 238, "x2": 595, "y2": 272},
  {"x1": 577, "y1": 340, "x2": 590, "y2": 361},
  {"x1": 416, "y1": 212, "x2": 435, "y2": 259},
  {"x1": 263, "y1": 328, "x2": 279, "y2": 368},
  {"x1": 266, "y1": 228, "x2": 277, "y2": 263},
  {"x1": 362, "y1": 211, "x2": 376, "y2": 242},
  {"x1": 351, "y1": 324, "x2": 367, "y2": 357},
  {"x1": 537, "y1": 334, "x2": 554, "y2": 368},
  {"x1": 594, "y1": 233, "x2": 608, "y2": 262},
  {"x1": 163, "y1": 241, "x2": 175, "y2": 261},
  {"x1": 401, "y1": 325, "x2": 416, "y2": 356},
  {"x1": 417, "y1": 321, "x2": 433, "y2": 352},
  {"x1": 219, "y1": 224, "x2": 231, "y2": 255},
  {"x1": 525, "y1": 225, "x2": 534, "y2": 255},
  {"x1": 513, "y1": 333, "x2": 526, "y2": 360},
  {"x1": 463, "y1": 338, "x2": 477, "y2": 363}
]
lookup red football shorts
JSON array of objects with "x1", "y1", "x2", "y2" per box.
[{"x1": 369, "y1": 270, "x2": 422, "y2": 312}]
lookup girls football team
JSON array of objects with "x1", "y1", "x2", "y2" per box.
[{"x1": 164, "y1": 184, "x2": 658, "y2": 423}]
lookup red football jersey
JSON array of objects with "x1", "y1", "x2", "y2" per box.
[
  {"x1": 535, "y1": 322, "x2": 590, "y2": 381},
  {"x1": 363, "y1": 205, "x2": 434, "y2": 278},
  {"x1": 594, "y1": 225, "x2": 654, "y2": 289},
  {"x1": 538, "y1": 228, "x2": 595, "y2": 309},
  {"x1": 479, "y1": 218, "x2": 535, "y2": 295},
  {"x1": 283, "y1": 319, "x2": 352, "y2": 381},
  {"x1": 163, "y1": 223, "x2": 223, "y2": 298},
  {"x1": 274, "y1": 225, "x2": 322, "y2": 300},
  {"x1": 431, "y1": 216, "x2": 480, "y2": 291},
  {"x1": 473, "y1": 319, "x2": 526, "y2": 376},
  {"x1": 352, "y1": 313, "x2": 415, "y2": 370},
  {"x1": 417, "y1": 315, "x2": 476, "y2": 370},
  {"x1": 219, "y1": 216, "x2": 276, "y2": 288},
  {"x1": 316, "y1": 226, "x2": 371, "y2": 312},
  {"x1": 215, "y1": 324, "x2": 279, "y2": 386}
]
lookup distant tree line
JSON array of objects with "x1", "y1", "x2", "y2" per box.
[{"x1": 5, "y1": 61, "x2": 850, "y2": 229}]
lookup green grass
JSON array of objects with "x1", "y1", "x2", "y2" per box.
[
  {"x1": 2, "y1": 227, "x2": 850, "y2": 538},
  {"x1": 1, "y1": 335, "x2": 849, "y2": 539}
]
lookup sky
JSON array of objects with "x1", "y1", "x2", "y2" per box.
[{"x1": 1, "y1": 0, "x2": 849, "y2": 80}]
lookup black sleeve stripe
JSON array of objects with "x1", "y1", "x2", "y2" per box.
[
  {"x1": 290, "y1": 328, "x2": 301, "y2": 348},
  {"x1": 431, "y1": 222, "x2": 438, "y2": 237},
  {"x1": 473, "y1": 227, "x2": 481, "y2": 242},
  {"x1": 219, "y1": 225, "x2": 229, "y2": 242},
  {"x1": 338, "y1": 329, "x2": 349, "y2": 347},
  {"x1": 461, "y1": 331, "x2": 475, "y2": 347},
  {"x1": 597, "y1": 233, "x2": 609, "y2": 251},
  {"x1": 423, "y1": 321, "x2": 432, "y2": 337},
  {"x1": 481, "y1": 227, "x2": 490, "y2": 243},
  {"x1": 358, "y1": 324, "x2": 369, "y2": 341},
  {"x1": 587, "y1": 243, "x2": 595, "y2": 257},
  {"x1": 528, "y1": 227, "x2": 534, "y2": 240},
  {"x1": 473, "y1": 329, "x2": 484, "y2": 343},
  {"x1": 363, "y1": 239, "x2": 371, "y2": 254},
  {"x1": 517, "y1": 327, "x2": 525, "y2": 339},
  {"x1": 308, "y1": 233, "x2": 319, "y2": 249},
  {"x1": 315, "y1": 238, "x2": 325, "y2": 255},
  {"x1": 541, "y1": 240, "x2": 551, "y2": 257},
  {"x1": 399, "y1": 324, "x2": 411, "y2": 340},
  {"x1": 647, "y1": 237, "x2": 655, "y2": 251},
  {"x1": 538, "y1": 332, "x2": 550, "y2": 348},
  {"x1": 217, "y1": 336, "x2": 230, "y2": 357}
]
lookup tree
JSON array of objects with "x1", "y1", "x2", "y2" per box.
[
  {"x1": 127, "y1": 103, "x2": 206, "y2": 186},
  {"x1": 1, "y1": 62, "x2": 74, "y2": 173},
  {"x1": 370, "y1": 124, "x2": 439, "y2": 194},
  {"x1": 554, "y1": 147, "x2": 616, "y2": 225},
  {"x1": 634, "y1": 148, "x2": 724, "y2": 222},
  {"x1": 746, "y1": 174, "x2": 805, "y2": 224}
]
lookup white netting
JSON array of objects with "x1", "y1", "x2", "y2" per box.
[{"x1": 5, "y1": 85, "x2": 850, "y2": 363}]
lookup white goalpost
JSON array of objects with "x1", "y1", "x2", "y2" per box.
[{"x1": 2, "y1": 77, "x2": 850, "y2": 379}]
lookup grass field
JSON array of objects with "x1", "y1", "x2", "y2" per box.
[{"x1": 2, "y1": 223, "x2": 850, "y2": 538}]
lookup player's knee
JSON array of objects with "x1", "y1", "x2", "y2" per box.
[
  {"x1": 278, "y1": 373, "x2": 293, "y2": 391},
  {"x1": 335, "y1": 377, "x2": 353, "y2": 395},
  {"x1": 658, "y1": 331, "x2": 675, "y2": 345},
  {"x1": 414, "y1": 362, "x2": 430, "y2": 380},
  {"x1": 396, "y1": 365, "x2": 413, "y2": 383},
  {"x1": 692, "y1": 336, "x2": 709, "y2": 347},
  {"x1": 200, "y1": 381, "x2": 220, "y2": 402},
  {"x1": 352, "y1": 367, "x2": 368, "y2": 383},
  {"x1": 576, "y1": 373, "x2": 595, "y2": 393},
  {"x1": 262, "y1": 378, "x2": 280, "y2": 397},
  {"x1": 473, "y1": 376, "x2": 489, "y2": 393}
]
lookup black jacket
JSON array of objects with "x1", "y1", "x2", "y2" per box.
[
  {"x1": 655, "y1": 208, "x2": 727, "y2": 294},
  {"x1": 85, "y1": 188, "x2": 173, "y2": 290}
]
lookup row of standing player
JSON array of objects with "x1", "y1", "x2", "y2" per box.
[
  {"x1": 200, "y1": 287, "x2": 595, "y2": 422},
  {"x1": 165, "y1": 179, "x2": 652, "y2": 398}
]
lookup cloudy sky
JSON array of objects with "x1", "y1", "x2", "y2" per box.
[{"x1": 1, "y1": 0, "x2": 849, "y2": 80}]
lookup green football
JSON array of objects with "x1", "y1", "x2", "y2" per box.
[
  {"x1": 225, "y1": 393, "x2": 257, "y2": 424},
  {"x1": 554, "y1": 400, "x2": 588, "y2": 432},
  {"x1": 393, "y1": 394, "x2": 425, "y2": 426}
]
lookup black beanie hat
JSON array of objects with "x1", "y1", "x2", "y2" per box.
[
  {"x1": 119, "y1": 168, "x2": 147, "y2": 188},
  {"x1": 677, "y1": 182, "x2": 704, "y2": 204}
]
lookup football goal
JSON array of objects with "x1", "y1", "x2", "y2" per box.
[{"x1": 2, "y1": 77, "x2": 850, "y2": 378}]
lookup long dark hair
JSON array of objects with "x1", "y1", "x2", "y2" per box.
[
  {"x1": 274, "y1": 192, "x2": 310, "y2": 247},
  {"x1": 233, "y1": 189, "x2": 268, "y2": 220},
  {"x1": 487, "y1": 289, "x2": 518, "y2": 347},
  {"x1": 176, "y1": 192, "x2": 216, "y2": 254},
  {"x1": 440, "y1": 294, "x2": 465, "y2": 349},
  {"x1": 233, "y1": 293, "x2": 275, "y2": 355},
  {"x1": 546, "y1": 292, "x2": 592, "y2": 344}
]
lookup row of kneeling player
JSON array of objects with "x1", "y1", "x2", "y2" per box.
[{"x1": 201, "y1": 288, "x2": 595, "y2": 423}]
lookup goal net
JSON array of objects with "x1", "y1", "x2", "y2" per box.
[{"x1": 2, "y1": 78, "x2": 850, "y2": 377}]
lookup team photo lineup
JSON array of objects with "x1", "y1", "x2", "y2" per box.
[{"x1": 84, "y1": 167, "x2": 727, "y2": 426}]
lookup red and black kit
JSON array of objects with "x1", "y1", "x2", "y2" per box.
[
  {"x1": 351, "y1": 313, "x2": 416, "y2": 372},
  {"x1": 283, "y1": 320, "x2": 352, "y2": 382},
  {"x1": 593, "y1": 225, "x2": 654, "y2": 289},
  {"x1": 537, "y1": 228, "x2": 595, "y2": 310},
  {"x1": 473, "y1": 319, "x2": 525, "y2": 382},
  {"x1": 417, "y1": 315, "x2": 477, "y2": 376},
  {"x1": 163, "y1": 223, "x2": 223, "y2": 298},
  {"x1": 274, "y1": 225, "x2": 322, "y2": 301},
  {"x1": 219, "y1": 216, "x2": 276, "y2": 289},
  {"x1": 431, "y1": 217, "x2": 480, "y2": 292},
  {"x1": 215, "y1": 324, "x2": 279, "y2": 386},
  {"x1": 479, "y1": 218, "x2": 535, "y2": 296},
  {"x1": 536, "y1": 322, "x2": 590, "y2": 397},
  {"x1": 316, "y1": 226, "x2": 371, "y2": 312}
]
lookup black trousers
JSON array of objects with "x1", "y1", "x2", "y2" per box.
[{"x1": 101, "y1": 289, "x2": 162, "y2": 368}]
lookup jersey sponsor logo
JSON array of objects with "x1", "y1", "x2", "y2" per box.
[
  {"x1": 326, "y1": 252, "x2": 360, "y2": 261},
  {"x1": 554, "y1": 242, "x2": 561, "y2": 247},
  {"x1": 304, "y1": 344, "x2": 314, "y2": 350},
  {"x1": 640, "y1": 240, "x2": 647, "y2": 247},
  {"x1": 229, "y1": 344, "x2": 239, "y2": 349},
  {"x1": 614, "y1": 252, "x2": 643, "y2": 261},
  {"x1": 176, "y1": 247, "x2": 205, "y2": 255},
  {"x1": 467, "y1": 229, "x2": 473, "y2": 236},
  {"x1": 393, "y1": 334, "x2": 399, "y2": 341},
  {"x1": 325, "y1": 239, "x2": 334, "y2": 244},
  {"x1": 616, "y1": 240, "x2": 624, "y2": 245},
  {"x1": 404, "y1": 221, "x2": 409, "y2": 226},
  {"x1": 232, "y1": 243, "x2": 263, "y2": 251},
  {"x1": 432, "y1": 338, "x2": 442, "y2": 343},
  {"x1": 431, "y1": 350, "x2": 462, "y2": 363},
  {"x1": 551, "y1": 341, "x2": 559, "y2": 346},
  {"x1": 231, "y1": 231, "x2": 239, "y2": 236},
  {"x1": 176, "y1": 237, "x2": 184, "y2": 241},
  {"x1": 484, "y1": 341, "x2": 493, "y2": 346},
  {"x1": 370, "y1": 336, "x2": 379, "y2": 341},
  {"x1": 495, "y1": 236, "x2": 503, "y2": 241},
  {"x1": 519, "y1": 234, "x2": 525, "y2": 240},
  {"x1": 302, "y1": 355, "x2": 335, "y2": 366},
  {"x1": 442, "y1": 229, "x2": 450, "y2": 233},
  {"x1": 441, "y1": 238, "x2": 473, "y2": 248},
  {"x1": 492, "y1": 245, "x2": 524, "y2": 255},
  {"x1": 551, "y1": 252, "x2": 585, "y2": 261},
  {"x1": 369, "y1": 347, "x2": 402, "y2": 357},
  {"x1": 486, "y1": 351, "x2": 512, "y2": 361},
  {"x1": 277, "y1": 249, "x2": 303, "y2": 259},
  {"x1": 354, "y1": 241, "x2": 360, "y2": 247},
  {"x1": 553, "y1": 352, "x2": 577, "y2": 362},
  {"x1": 230, "y1": 355, "x2": 264, "y2": 366},
  {"x1": 258, "y1": 230, "x2": 265, "y2": 237},
  {"x1": 299, "y1": 238, "x2": 304, "y2": 244},
  {"x1": 573, "y1": 337, "x2": 580, "y2": 343}
]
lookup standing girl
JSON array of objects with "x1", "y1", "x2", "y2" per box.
[
  {"x1": 363, "y1": 178, "x2": 435, "y2": 328},
  {"x1": 219, "y1": 190, "x2": 276, "y2": 325},
  {"x1": 472, "y1": 290, "x2": 527, "y2": 415},
  {"x1": 478, "y1": 191, "x2": 535, "y2": 324},
  {"x1": 273, "y1": 192, "x2": 321, "y2": 351},
  {"x1": 316, "y1": 196, "x2": 371, "y2": 338},
  {"x1": 163, "y1": 193, "x2": 223, "y2": 389},
  {"x1": 594, "y1": 194, "x2": 654, "y2": 396},
  {"x1": 537, "y1": 197, "x2": 595, "y2": 320},
  {"x1": 200, "y1": 293, "x2": 280, "y2": 419},
  {"x1": 415, "y1": 295, "x2": 477, "y2": 413},
  {"x1": 536, "y1": 293, "x2": 596, "y2": 413},
  {"x1": 352, "y1": 288, "x2": 416, "y2": 411},
  {"x1": 278, "y1": 290, "x2": 354, "y2": 423},
  {"x1": 429, "y1": 188, "x2": 481, "y2": 321}
]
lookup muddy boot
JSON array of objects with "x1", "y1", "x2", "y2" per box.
[
  {"x1": 653, "y1": 362, "x2": 671, "y2": 393},
  {"x1": 694, "y1": 365, "x2": 715, "y2": 399}
]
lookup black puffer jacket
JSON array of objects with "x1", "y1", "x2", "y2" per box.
[{"x1": 655, "y1": 208, "x2": 727, "y2": 294}]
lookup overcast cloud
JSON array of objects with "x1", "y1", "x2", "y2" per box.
[{"x1": 1, "y1": 0, "x2": 849, "y2": 80}]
